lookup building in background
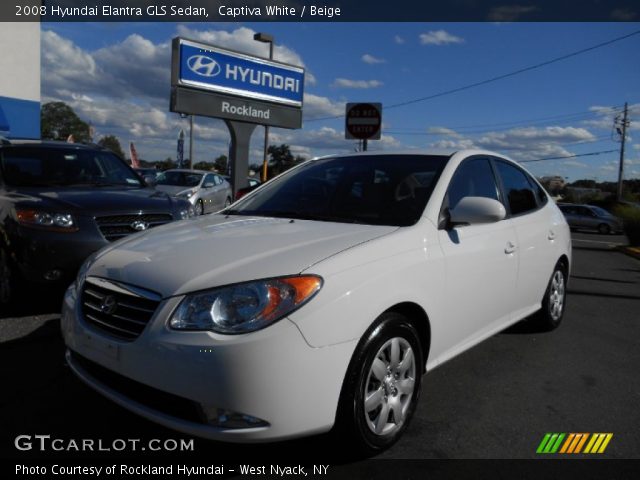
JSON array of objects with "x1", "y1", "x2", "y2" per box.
[{"x1": 0, "y1": 23, "x2": 40, "y2": 139}]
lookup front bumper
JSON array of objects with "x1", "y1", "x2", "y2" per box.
[{"x1": 61, "y1": 283, "x2": 357, "y2": 442}]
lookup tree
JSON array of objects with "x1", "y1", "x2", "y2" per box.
[
  {"x1": 214, "y1": 154, "x2": 228, "y2": 174},
  {"x1": 41, "y1": 102, "x2": 91, "y2": 143},
  {"x1": 268, "y1": 144, "x2": 299, "y2": 176},
  {"x1": 193, "y1": 161, "x2": 213, "y2": 171},
  {"x1": 155, "y1": 157, "x2": 176, "y2": 171},
  {"x1": 97, "y1": 135, "x2": 125, "y2": 158}
]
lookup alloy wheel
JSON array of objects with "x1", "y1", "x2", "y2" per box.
[
  {"x1": 549, "y1": 270, "x2": 565, "y2": 321},
  {"x1": 363, "y1": 337, "x2": 416, "y2": 436}
]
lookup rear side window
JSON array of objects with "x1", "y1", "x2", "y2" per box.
[
  {"x1": 494, "y1": 161, "x2": 539, "y2": 216},
  {"x1": 446, "y1": 158, "x2": 500, "y2": 210}
]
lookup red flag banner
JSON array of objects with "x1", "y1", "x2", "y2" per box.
[{"x1": 130, "y1": 142, "x2": 140, "y2": 168}]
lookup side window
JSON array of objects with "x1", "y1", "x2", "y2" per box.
[
  {"x1": 446, "y1": 158, "x2": 500, "y2": 210},
  {"x1": 214, "y1": 175, "x2": 223, "y2": 186},
  {"x1": 494, "y1": 161, "x2": 538, "y2": 216},
  {"x1": 204, "y1": 174, "x2": 216, "y2": 186}
]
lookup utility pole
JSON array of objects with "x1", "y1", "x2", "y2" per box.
[
  {"x1": 616, "y1": 102, "x2": 629, "y2": 201},
  {"x1": 189, "y1": 114, "x2": 194, "y2": 169}
]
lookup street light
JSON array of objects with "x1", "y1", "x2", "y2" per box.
[{"x1": 254, "y1": 32, "x2": 274, "y2": 183}]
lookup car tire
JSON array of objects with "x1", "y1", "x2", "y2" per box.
[
  {"x1": 196, "y1": 199, "x2": 204, "y2": 215},
  {"x1": 598, "y1": 223, "x2": 611, "y2": 235},
  {"x1": 533, "y1": 261, "x2": 567, "y2": 331},
  {"x1": 225, "y1": 197, "x2": 231, "y2": 207},
  {"x1": 0, "y1": 248, "x2": 13, "y2": 305},
  {"x1": 335, "y1": 312, "x2": 423, "y2": 455}
]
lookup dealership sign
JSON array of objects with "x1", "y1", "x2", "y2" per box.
[
  {"x1": 171, "y1": 37, "x2": 304, "y2": 129},
  {"x1": 175, "y1": 38, "x2": 304, "y2": 107}
]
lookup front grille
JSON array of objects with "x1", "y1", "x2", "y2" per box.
[
  {"x1": 95, "y1": 213, "x2": 173, "y2": 241},
  {"x1": 69, "y1": 350, "x2": 205, "y2": 424},
  {"x1": 81, "y1": 278, "x2": 161, "y2": 341}
]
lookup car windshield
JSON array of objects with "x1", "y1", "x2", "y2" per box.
[
  {"x1": 0, "y1": 146, "x2": 143, "y2": 187},
  {"x1": 156, "y1": 171, "x2": 203, "y2": 187},
  {"x1": 223, "y1": 154, "x2": 449, "y2": 226}
]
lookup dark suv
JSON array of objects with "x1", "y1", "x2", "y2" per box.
[{"x1": 0, "y1": 140, "x2": 194, "y2": 303}]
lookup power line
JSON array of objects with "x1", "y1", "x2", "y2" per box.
[
  {"x1": 307, "y1": 29, "x2": 640, "y2": 122},
  {"x1": 519, "y1": 149, "x2": 618, "y2": 163}
]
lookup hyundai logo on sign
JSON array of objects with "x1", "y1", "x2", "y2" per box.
[
  {"x1": 177, "y1": 39, "x2": 304, "y2": 107},
  {"x1": 187, "y1": 55, "x2": 221, "y2": 77}
]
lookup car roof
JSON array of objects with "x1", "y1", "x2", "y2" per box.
[
  {"x1": 0, "y1": 140, "x2": 108, "y2": 151},
  {"x1": 163, "y1": 168, "x2": 210, "y2": 174}
]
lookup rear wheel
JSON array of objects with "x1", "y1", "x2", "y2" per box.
[
  {"x1": 533, "y1": 262, "x2": 567, "y2": 331},
  {"x1": 335, "y1": 312, "x2": 423, "y2": 455},
  {"x1": 0, "y1": 249, "x2": 13, "y2": 305},
  {"x1": 598, "y1": 223, "x2": 610, "y2": 235}
]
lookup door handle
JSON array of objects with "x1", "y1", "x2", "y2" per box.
[
  {"x1": 548, "y1": 230, "x2": 556, "y2": 240},
  {"x1": 505, "y1": 241, "x2": 517, "y2": 254}
]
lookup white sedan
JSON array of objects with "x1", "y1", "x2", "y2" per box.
[{"x1": 61, "y1": 149, "x2": 571, "y2": 453}]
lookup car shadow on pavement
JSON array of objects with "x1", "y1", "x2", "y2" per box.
[{"x1": 0, "y1": 283, "x2": 67, "y2": 319}]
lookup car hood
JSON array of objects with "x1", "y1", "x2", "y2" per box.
[
  {"x1": 88, "y1": 214, "x2": 397, "y2": 297},
  {"x1": 154, "y1": 185, "x2": 194, "y2": 196},
  {"x1": 11, "y1": 187, "x2": 177, "y2": 214}
]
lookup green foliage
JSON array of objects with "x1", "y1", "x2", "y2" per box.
[
  {"x1": 266, "y1": 144, "x2": 306, "y2": 178},
  {"x1": 155, "y1": 157, "x2": 176, "y2": 171},
  {"x1": 97, "y1": 135, "x2": 125, "y2": 158},
  {"x1": 192, "y1": 161, "x2": 213, "y2": 171},
  {"x1": 213, "y1": 154, "x2": 228, "y2": 173},
  {"x1": 612, "y1": 205, "x2": 640, "y2": 246},
  {"x1": 41, "y1": 102, "x2": 91, "y2": 143}
]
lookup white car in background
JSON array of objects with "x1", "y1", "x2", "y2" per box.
[
  {"x1": 61, "y1": 149, "x2": 571, "y2": 453},
  {"x1": 154, "y1": 169, "x2": 232, "y2": 215}
]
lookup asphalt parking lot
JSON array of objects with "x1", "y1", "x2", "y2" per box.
[{"x1": 1, "y1": 231, "x2": 639, "y2": 461}]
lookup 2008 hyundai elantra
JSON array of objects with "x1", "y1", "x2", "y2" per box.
[{"x1": 61, "y1": 149, "x2": 571, "y2": 453}]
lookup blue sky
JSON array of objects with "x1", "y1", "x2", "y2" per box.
[{"x1": 42, "y1": 22, "x2": 640, "y2": 181}]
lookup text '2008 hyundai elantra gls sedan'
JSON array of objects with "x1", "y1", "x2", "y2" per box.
[{"x1": 61, "y1": 149, "x2": 571, "y2": 453}]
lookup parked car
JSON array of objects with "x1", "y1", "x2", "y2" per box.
[
  {"x1": 0, "y1": 141, "x2": 194, "y2": 304},
  {"x1": 222, "y1": 175, "x2": 262, "y2": 200},
  {"x1": 558, "y1": 203, "x2": 623, "y2": 234},
  {"x1": 62, "y1": 149, "x2": 570, "y2": 453},
  {"x1": 155, "y1": 169, "x2": 232, "y2": 215}
]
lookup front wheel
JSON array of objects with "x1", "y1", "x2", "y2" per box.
[
  {"x1": 335, "y1": 312, "x2": 423, "y2": 455},
  {"x1": 195, "y1": 199, "x2": 204, "y2": 215},
  {"x1": 598, "y1": 223, "x2": 611, "y2": 235},
  {"x1": 533, "y1": 262, "x2": 567, "y2": 331}
]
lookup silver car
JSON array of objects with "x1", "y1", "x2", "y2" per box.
[
  {"x1": 558, "y1": 204, "x2": 623, "y2": 234},
  {"x1": 154, "y1": 169, "x2": 232, "y2": 215}
]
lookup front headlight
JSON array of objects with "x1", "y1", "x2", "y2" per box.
[
  {"x1": 177, "y1": 189, "x2": 196, "y2": 199},
  {"x1": 169, "y1": 275, "x2": 323, "y2": 334},
  {"x1": 16, "y1": 208, "x2": 79, "y2": 232},
  {"x1": 179, "y1": 205, "x2": 196, "y2": 219}
]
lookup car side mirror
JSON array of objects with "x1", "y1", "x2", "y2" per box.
[
  {"x1": 143, "y1": 175, "x2": 157, "y2": 187},
  {"x1": 449, "y1": 197, "x2": 506, "y2": 226}
]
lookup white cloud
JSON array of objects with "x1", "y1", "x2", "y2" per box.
[
  {"x1": 332, "y1": 78, "x2": 384, "y2": 89},
  {"x1": 394, "y1": 35, "x2": 405, "y2": 44},
  {"x1": 427, "y1": 126, "x2": 461, "y2": 137},
  {"x1": 361, "y1": 53, "x2": 386, "y2": 64},
  {"x1": 419, "y1": 30, "x2": 464, "y2": 46},
  {"x1": 487, "y1": 5, "x2": 537, "y2": 22},
  {"x1": 428, "y1": 125, "x2": 596, "y2": 161},
  {"x1": 302, "y1": 93, "x2": 344, "y2": 119}
]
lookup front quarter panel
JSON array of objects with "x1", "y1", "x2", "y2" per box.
[{"x1": 292, "y1": 223, "x2": 446, "y2": 365}]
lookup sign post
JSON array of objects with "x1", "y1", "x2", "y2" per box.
[
  {"x1": 345, "y1": 103, "x2": 382, "y2": 151},
  {"x1": 170, "y1": 37, "x2": 304, "y2": 192}
]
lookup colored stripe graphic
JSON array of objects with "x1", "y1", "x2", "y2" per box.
[{"x1": 538, "y1": 433, "x2": 613, "y2": 454}]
